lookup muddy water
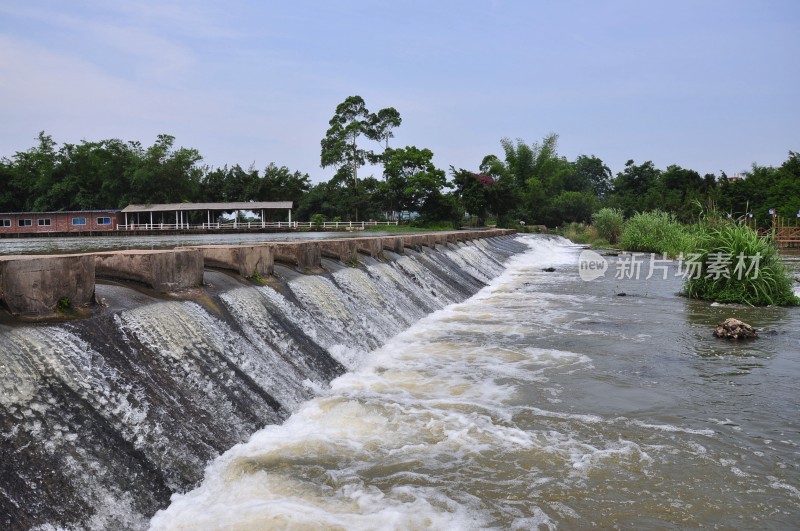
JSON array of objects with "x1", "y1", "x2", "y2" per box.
[{"x1": 151, "y1": 237, "x2": 800, "y2": 529}]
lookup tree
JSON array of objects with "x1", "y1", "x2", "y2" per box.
[
  {"x1": 125, "y1": 134, "x2": 203, "y2": 205},
  {"x1": 381, "y1": 146, "x2": 447, "y2": 217},
  {"x1": 452, "y1": 168, "x2": 493, "y2": 226},
  {"x1": 369, "y1": 107, "x2": 402, "y2": 152},
  {"x1": 609, "y1": 160, "x2": 661, "y2": 216},
  {"x1": 320, "y1": 95, "x2": 402, "y2": 221},
  {"x1": 572, "y1": 155, "x2": 612, "y2": 198}
]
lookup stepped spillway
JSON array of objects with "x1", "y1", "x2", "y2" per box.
[{"x1": 0, "y1": 234, "x2": 528, "y2": 529}]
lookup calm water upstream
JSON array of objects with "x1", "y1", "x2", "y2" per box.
[
  {"x1": 0, "y1": 231, "x2": 398, "y2": 255},
  {"x1": 150, "y1": 236, "x2": 800, "y2": 529}
]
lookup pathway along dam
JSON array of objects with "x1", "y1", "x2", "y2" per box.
[{"x1": 3, "y1": 233, "x2": 800, "y2": 529}]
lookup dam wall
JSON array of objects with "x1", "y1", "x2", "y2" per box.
[
  {"x1": 0, "y1": 230, "x2": 515, "y2": 315},
  {"x1": 0, "y1": 254, "x2": 96, "y2": 315},
  {"x1": 0, "y1": 229, "x2": 526, "y2": 529}
]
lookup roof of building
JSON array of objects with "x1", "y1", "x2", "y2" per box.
[
  {"x1": 0, "y1": 210, "x2": 121, "y2": 216},
  {"x1": 122, "y1": 201, "x2": 293, "y2": 213}
]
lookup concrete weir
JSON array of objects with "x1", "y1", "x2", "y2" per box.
[
  {"x1": 95, "y1": 249, "x2": 205, "y2": 292},
  {"x1": 0, "y1": 229, "x2": 516, "y2": 316},
  {"x1": 184, "y1": 244, "x2": 274, "y2": 278},
  {"x1": 0, "y1": 254, "x2": 96, "y2": 315}
]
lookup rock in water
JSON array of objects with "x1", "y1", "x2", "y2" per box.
[{"x1": 714, "y1": 318, "x2": 758, "y2": 340}]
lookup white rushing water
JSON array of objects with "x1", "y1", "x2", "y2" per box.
[
  {"x1": 6, "y1": 235, "x2": 795, "y2": 529},
  {"x1": 149, "y1": 237, "x2": 588, "y2": 529},
  {"x1": 150, "y1": 235, "x2": 800, "y2": 529}
]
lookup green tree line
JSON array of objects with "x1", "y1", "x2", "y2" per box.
[{"x1": 1, "y1": 96, "x2": 797, "y2": 227}]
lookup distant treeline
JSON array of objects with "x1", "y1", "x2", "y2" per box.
[{"x1": 1, "y1": 100, "x2": 798, "y2": 227}]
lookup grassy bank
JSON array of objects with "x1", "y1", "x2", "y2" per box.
[
  {"x1": 682, "y1": 222, "x2": 798, "y2": 306},
  {"x1": 560, "y1": 209, "x2": 798, "y2": 306}
]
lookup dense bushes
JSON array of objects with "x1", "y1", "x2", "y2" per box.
[
  {"x1": 682, "y1": 223, "x2": 799, "y2": 306},
  {"x1": 591, "y1": 208, "x2": 624, "y2": 244},
  {"x1": 562, "y1": 209, "x2": 798, "y2": 306},
  {"x1": 619, "y1": 210, "x2": 700, "y2": 256}
]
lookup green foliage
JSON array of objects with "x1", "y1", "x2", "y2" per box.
[
  {"x1": 380, "y1": 146, "x2": 448, "y2": 215},
  {"x1": 592, "y1": 208, "x2": 624, "y2": 244},
  {"x1": 560, "y1": 222, "x2": 606, "y2": 246},
  {"x1": 551, "y1": 191, "x2": 595, "y2": 223},
  {"x1": 310, "y1": 213, "x2": 326, "y2": 226},
  {"x1": 248, "y1": 272, "x2": 266, "y2": 285},
  {"x1": 56, "y1": 296, "x2": 71, "y2": 312},
  {"x1": 320, "y1": 95, "x2": 402, "y2": 221},
  {"x1": 619, "y1": 210, "x2": 700, "y2": 256},
  {"x1": 683, "y1": 223, "x2": 799, "y2": 306}
]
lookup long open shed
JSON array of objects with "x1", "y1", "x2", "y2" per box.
[{"x1": 120, "y1": 201, "x2": 293, "y2": 229}]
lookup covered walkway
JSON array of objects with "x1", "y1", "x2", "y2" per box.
[{"x1": 119, "y1": 202, "x2": 294, "y2": 231}]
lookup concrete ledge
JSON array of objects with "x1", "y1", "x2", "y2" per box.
[
  {"x1": 319, "y1": 239, "x2": 359, "y2": 264},
  {"x1": 95, "y1": 249, "x2": 204, "y2": 292},
  {"x1": 382, "y1": 237, "x2": 405, "y2": 254},
  {"x1": 273, "y1": 241, "x2": 321, "y2": 269},
  {"x1": 0, "y1": 230, "x2": 517, "y2": 315},
  {"x1": 354, "y1": 238, "x2": 383, "y2": 258},
  {"x1": 402, "y1": 234, "x2": 440, "y2": 251},
  {"x1": 187, "y1": 244, "x2": 273, "y2": 278},
  {"x1": 0, "y1": 254, "x2": 95, "y2": 315}
]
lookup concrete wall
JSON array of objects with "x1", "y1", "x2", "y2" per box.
[
  {"x1": 0, "y1": 254, "x2": 95, "y2": 315},
  {"x1": 382, "y1": 236, "x2": 404, "y2": 254},
  {"x1": 1, "y1": 230, "x2": 517, "y2": 316},
  {"x1": 95, "y1": 249, "x2": 204, "y2": 292},
  {"x1": 319, "y1": 239, "x2": 359, "y2": 264},
  {"x1": 354, "y1": 238, "x2": 383, "y2": 258},
  {"x1": 186, "y1": 244, "x2": 273, "y2": 278},
  {"x1": 273, "y1": 241, "x2": 322, "y2": 270}
]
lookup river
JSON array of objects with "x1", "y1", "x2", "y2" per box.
[
  {"x1": 0, "y1": 231, "x2": 398, "y2": 256},
  {"x1": 148, "y1": 236, "x2": 800, "y2": 529}
]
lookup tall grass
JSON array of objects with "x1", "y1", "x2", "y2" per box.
[
  {"x1": 619, "y1": 210, "x2": 700, "y2": 257},
  {"x1": 682, "y1": 222, "x2": 798, "y2": 306},
  {"x1": 592, "y1": 208, "x2": 624, "y2": 244},
  {"x1": 560, "y1": 222, "x2": 607, "y2": 246}
]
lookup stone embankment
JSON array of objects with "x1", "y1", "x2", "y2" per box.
[{"x1": 0, "y1": 229, "x2": 515, "y2": 315}]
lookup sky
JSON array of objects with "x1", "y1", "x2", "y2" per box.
[{"x1": 1, "y1": 0, "x2": 798, "y2": 183}]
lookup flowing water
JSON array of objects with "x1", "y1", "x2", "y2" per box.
[
  {"x1": 148, "y1": 237, "x2": 799, "y2": 530},
  {"x1": 2, "y1": 236, "x2": 798, "y2": 529},
  {"x1": 0, "y1": 236, "x2": 525, "y2": 529}
]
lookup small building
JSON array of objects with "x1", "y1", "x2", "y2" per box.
[{"x1": 0, "y1": 210, "x2": 122, "y2": 235}]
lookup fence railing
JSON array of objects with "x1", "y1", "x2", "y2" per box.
[{"x1": 115, "y1": 221, "x2": 399, "y2": 231}]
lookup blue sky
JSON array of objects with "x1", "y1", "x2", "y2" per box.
[{"x1": 1, "y1": 0, "x2": 797, "y2": 183}]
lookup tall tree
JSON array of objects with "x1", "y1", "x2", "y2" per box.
[
  {"x1": 320, "y1": 95, "x2": 402, "y2": 220},
  {"x1": 320, "y1": 96, "x2": 372, "y2": 220},
  {"x1": 370, "y1": 107, "x2": 402, "y2": 152}
]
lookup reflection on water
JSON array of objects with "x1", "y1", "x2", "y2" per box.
[{"x1": 0, "y1": 231, "x2": 399, "y2": 255}]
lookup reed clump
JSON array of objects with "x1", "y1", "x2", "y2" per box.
[
  {"x1": 682, "y1": 222, "x2": 799, "y2": 306},
  {"x1": 619, "y1": 210, "x2": 701, "y2": 257}
]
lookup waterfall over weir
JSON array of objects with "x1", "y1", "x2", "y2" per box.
[{"x1": 0, "y1": 236, "x2": 528, "y2": 530}]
